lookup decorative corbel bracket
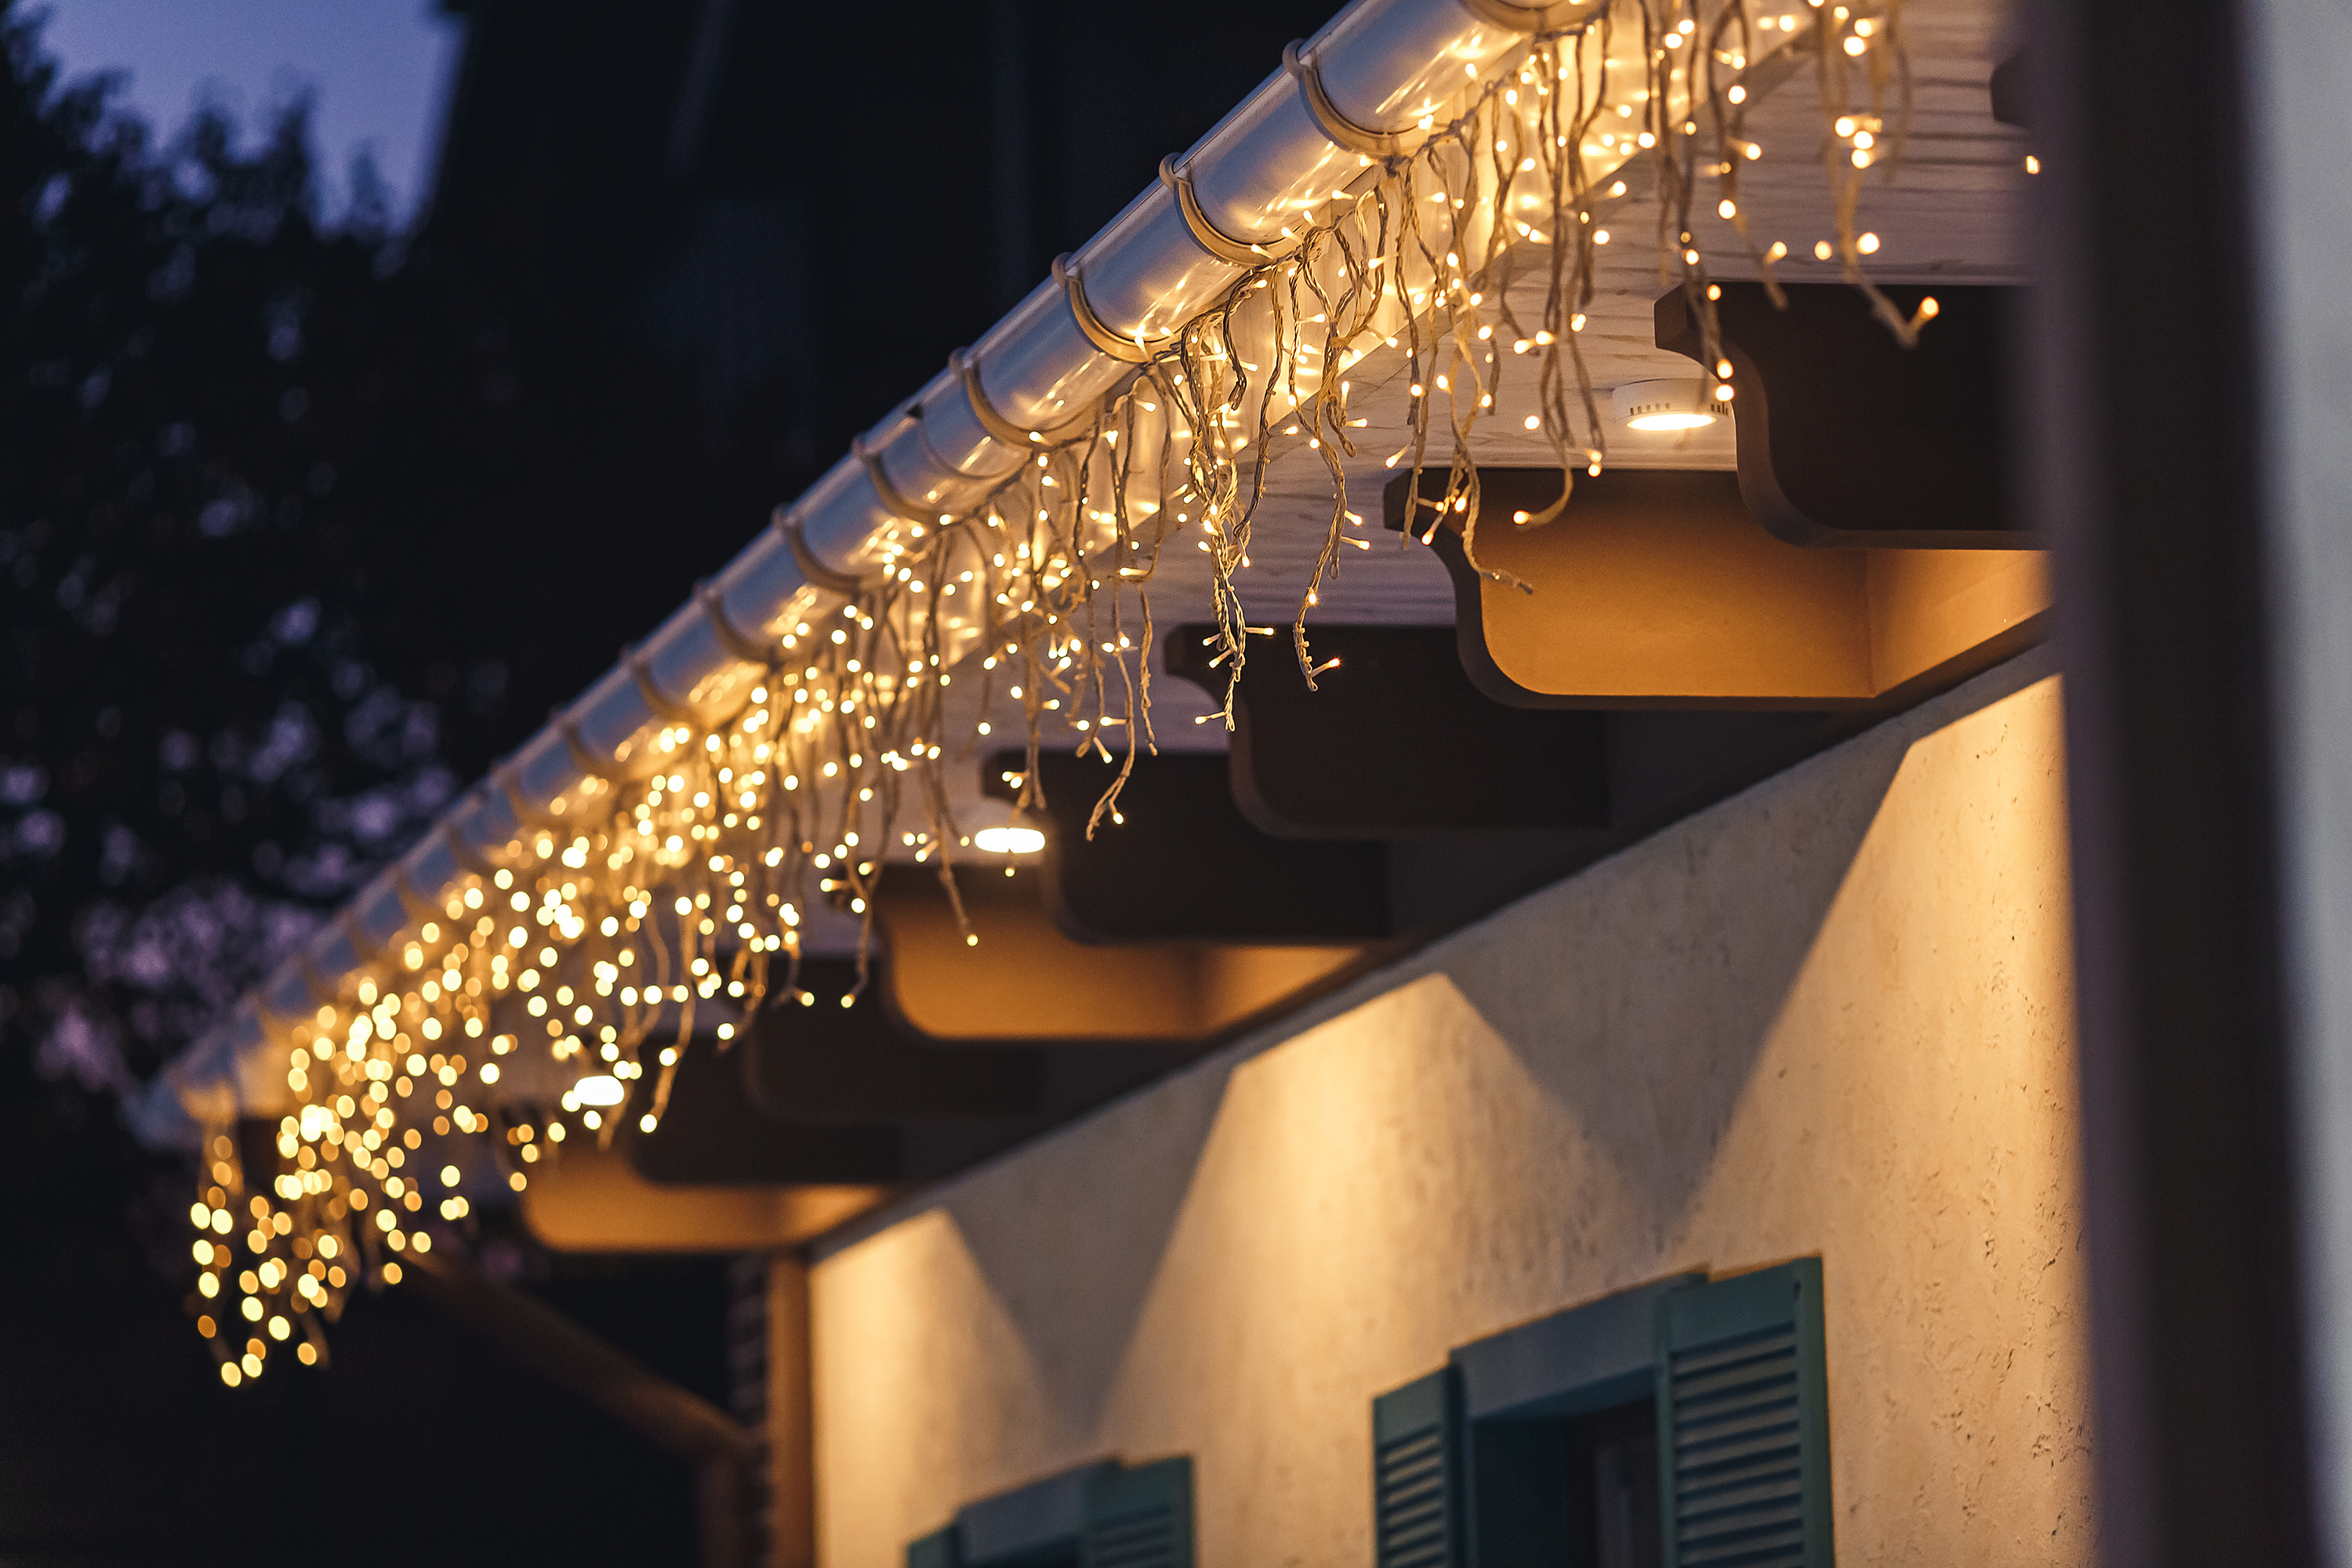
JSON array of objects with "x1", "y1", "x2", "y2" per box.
[{"x1": 1657, "y1": 282, "x2": 2031, "y2": 550}]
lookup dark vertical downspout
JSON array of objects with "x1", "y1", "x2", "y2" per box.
[
  {"x1": 768, "y1": 1254, "x2": 817, "y2": 1568},
  {"x1": 2024, "y1": 2, "x2": 2318, "y2": 1560}
]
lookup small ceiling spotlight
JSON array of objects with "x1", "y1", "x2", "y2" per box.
[
  {"x1": 974, "y1": 822, "x2": 1047, "y2": 855},
  {"x1": 1613, "y1": 379, "x2": 1730, "y2": 432}
]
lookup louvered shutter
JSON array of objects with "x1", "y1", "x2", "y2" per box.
[
  {"x1": 906, "y1": 1526, "x2": 962, "y2": 1568},
  {"x1": 1372, "y1": 1367, "x2": 1465, "y2": 1568},
  {"x1": 1654, "y1": 1258, "x2": 1832, "y2": 1568},
  {"x1": 1080, "y1": 1455, "x2": 1193, "y2": 1568}
]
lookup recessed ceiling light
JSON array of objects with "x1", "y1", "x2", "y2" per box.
[
  {"x1": 1613, "y1": 379, "x2": 1730, "y2": 431},
  {"x1": 975, "y1": 824, "x2": 1047, "y2": 855}
]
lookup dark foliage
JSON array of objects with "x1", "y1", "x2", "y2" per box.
[
  {"x1": 0, "y1": 4, "x2": 468, "y2": 1287},
  {"x1": 0, "y1": 1, "x2": 769, "y2": 1283},
  {"x1": 0, "y1": 8, "x2": 729, "y2": 1559}
]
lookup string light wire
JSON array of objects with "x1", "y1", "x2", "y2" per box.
[{"x1": 186, "y1": 0, "x2": 1925, "y2": 1381}]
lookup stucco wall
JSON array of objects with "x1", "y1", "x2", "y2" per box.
[{"x1": 806, "y1": 649, "x2": 2092, "y2": 1566}]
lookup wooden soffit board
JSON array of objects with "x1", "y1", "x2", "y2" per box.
[
  {"x1": 1658, "y1": 283, "x2": 2027, "y2": 549},
  {"x1": 874, "y1": 865, "x2": 1372, "y2": 1044},
  {"x1": 521, "y1": 1145, "x2": 884, "y2": 1253},
  {"x1": 1387, "y1": 468, "x2": 2049, "y2": 710},
  {"x1": 1161, "y1": 623, "x2": 1609, "y2": 837},
  {"x1": 630, "y1": 1005, "x2": 1200, "y2": 1188},
  {"x1": 740, "y1": 957, "x2": 1047, "y2": 1122},
  {"x1": 983, "y1": 750, "x2": 1391, "y2": 938}
]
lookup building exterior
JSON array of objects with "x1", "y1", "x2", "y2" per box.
[
  {"x1": 132, "y1": 0, "x2": 2352, "y2": 1561},
  {"x1": 802, "y1": 650, "x2": 2090, "y2": 1565}
]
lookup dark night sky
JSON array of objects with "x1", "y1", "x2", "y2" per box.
[{"x1": 37, "y1": 0, "x2": 464, "y2": 223}]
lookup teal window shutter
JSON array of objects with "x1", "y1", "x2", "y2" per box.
[
  {"x1": 1654, "y1": 1258, "x2": 1833, "y2": 1568},
  {"x1": 1080, "y1": 1455, "x2": 1194, "y2": 1568},
  {"x1": 1372, "y1": 1367, "x2": 1465, "y2": 1568},
  {"x1": 907, "y1": 1526, "x2": 962, "y2": 1568}
]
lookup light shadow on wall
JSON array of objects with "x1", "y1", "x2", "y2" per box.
[
  {"x1": 912, "y1": 723, "x2": 1912, "y2": 1465},
  {"x1": 935, "y1": 1054, "x2": 1240, "y2": 1461},
  {"x1": 815, "y1": 657, "x2": 2078, "y2": 1565},
  {"x1": 890, "y1": 660, "x2": 2042, "y2": 1473},
  {"x1": 1428, "y1": 726, "x2": 1910, "y2": 1254}
]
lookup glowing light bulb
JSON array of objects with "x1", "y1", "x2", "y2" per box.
[{"x1": 572, "y1": 1075, "x2": 625, "y2": 1107}]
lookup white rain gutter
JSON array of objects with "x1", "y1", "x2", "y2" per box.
[{"x1": 129, "y1": 0, "x2": 1588, "y2": 1144}]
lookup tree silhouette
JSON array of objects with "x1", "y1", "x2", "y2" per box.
[
  {"x1": 0, "y1": 5, "x2": 491, "y2": 1288},
  {"x1": 0, "y1": 12, "x2": 726, "y2": 1559}
]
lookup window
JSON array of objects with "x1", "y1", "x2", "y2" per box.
[
  {"x1": 908, "y1": 1455, "x2": 1194, "y2": 1568},
  {"x1": 1563, "y1": 1396, "x2": 1661, "y2": 1567},
  {"x1": 1370, "y1": 1260, "x2": 1831, "y2": 1568}
]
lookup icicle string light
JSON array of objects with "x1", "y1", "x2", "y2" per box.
[{"x1": 190, "y1": 0, "x2": 1928, "y2": 1381}]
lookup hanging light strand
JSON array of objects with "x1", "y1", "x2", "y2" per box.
[{"x1": 187, "y1": 0, "x2": 1922, "y2": 1383}]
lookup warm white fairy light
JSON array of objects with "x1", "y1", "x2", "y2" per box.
[{"x1": 191, "y1": 0, "x2": 1924, "y2": 1381}]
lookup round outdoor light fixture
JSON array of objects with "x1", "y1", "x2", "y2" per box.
[
  {"x1": 1613, "y1": 379, "x2": 1730, "y2": 431},
  {"x1": 974, "y1": 823, "x2": 1047, "y2": 855},
  {"x1": 572, "y1": 1074, "x2": 626, "y2": 1107}
]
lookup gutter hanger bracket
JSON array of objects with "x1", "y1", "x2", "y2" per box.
[
  {"x1": 951, "y1": 348, "x2": 1098, "y2": 449},
  {"x1": 627, "y1": 646, "x2": 705, "y2": 727},
  {"x1": 1454, "y1": 0, "x2": 1596, "y2": 34},
  {"x1": 1283, "y1": 41, "x2": 1410, "y2": 159},
  {"x1": 560, "y1": 717, "x2": 616, "y2": 782},
  {"x1": 694, "y1": 579, "x2": 780, "y2": 668},
  {"x1": 500, "y1": 764, "x2": 569, "y2": 835},
  {"x1": 1160, "y1": 157, "x2": 1290, "y2": 267},
  {"x1": 771, "y1": 507, "x2": 874, "y2": 596},
  {"x1": 1053, "y1": 254, "x2": 1169, "y2": 364},
  {"x1": 441, "y1": 818, "x2": 500, "y2": 880},
  {"x1": 851, "y1": 433, "x2": 936, "y2": 525},
  {"x1": 953, "y1": 347, "x2": 1042, "y2": 446}
]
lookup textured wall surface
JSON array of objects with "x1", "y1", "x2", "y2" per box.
[{"x1": 808, "y1": 651, "x2": 2092, "y2": 1566}]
